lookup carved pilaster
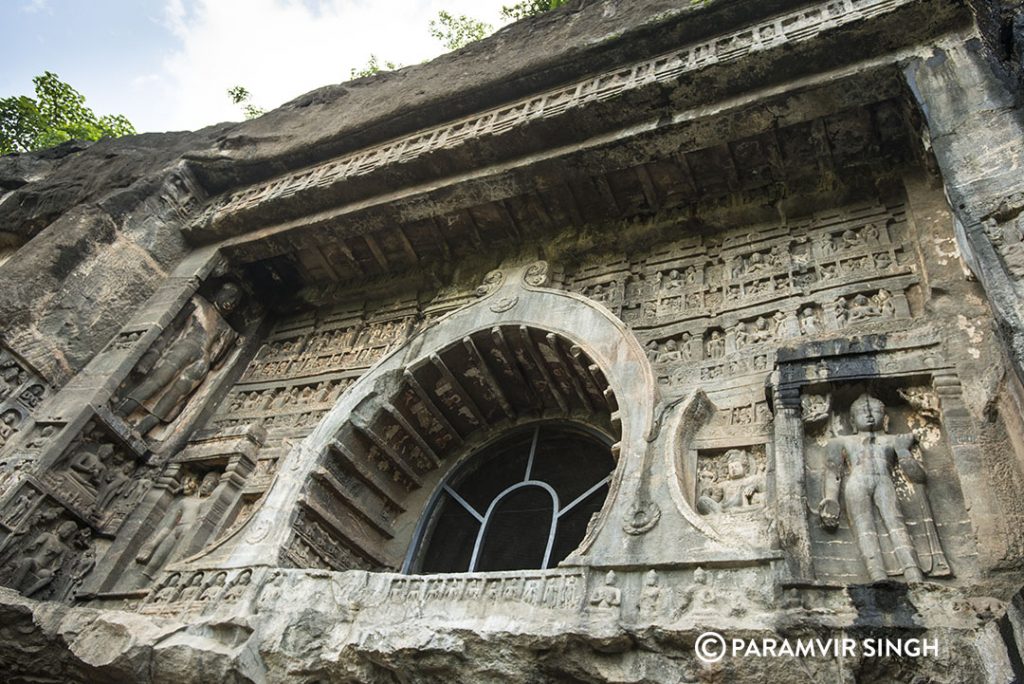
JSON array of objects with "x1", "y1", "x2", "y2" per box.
[{"x1": 770, "y1": 378, "x2": 814, "y2": 582}]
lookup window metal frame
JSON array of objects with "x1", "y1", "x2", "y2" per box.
[{"x1": 402, "y1": 421, "x2": 614, "y2": 574}]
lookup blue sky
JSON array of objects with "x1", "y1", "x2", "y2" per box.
[{"x1": 2, "y1": 0, "x2": 517, "y2": 133}]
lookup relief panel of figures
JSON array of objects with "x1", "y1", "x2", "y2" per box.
[
  {"x1": 566, "y1": 202, "x2": 920, "y2": 389},
  {"x1": 0, "y1": 347, "x2": 51, "y2": 462}
]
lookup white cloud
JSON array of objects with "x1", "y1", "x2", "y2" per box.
[
  {"x1": 21, "y1": 0, "x2": 50, "y2": 14},
  {"x1": 156, "y1": 0, "x2": 515, "y2": 132}
]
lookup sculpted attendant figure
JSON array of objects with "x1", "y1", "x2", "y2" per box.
[
  {"x1": 697, "y1": 450, "x2": 765, "y2": 514},
  {"x1": 8, "y1": 521, "x2": 79, "y2": 596},
  {"x1": 117, "y1": 283, "x2": 242, "y2": 434},
  {"x1": 818, "y1": 393, "x2": 946, "y2": 582},
  {"x1": 135, "y1": 472, "x2": 220, "y2": 579}
]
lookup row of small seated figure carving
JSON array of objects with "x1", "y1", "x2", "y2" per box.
[
  {"x1": 379, "y1": 568, "x2": 766, "y2": 619},
  {"x1": 226, "y1": 378, "x2": 354, "y2": 415},
  {"x1": 144, "y1": 568, "x2": 253, "y2": 607},
  {"x1": 242, "y1": 347, "x2": 390, "y2": 382},
  {"x1": 671, "y1": 224, "x2": 889, "y2": 285},
  {"x1": 256, "y1": 319, "x2": 412, "y2": 363},
  {"x1": 582, "y1": 248, "x2": 900, "y2": 324},
  {"x1": 645, "y1": 289, "x2": 899, "y2": 364}
]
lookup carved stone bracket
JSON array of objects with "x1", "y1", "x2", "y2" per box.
[{"x1": 522, "y1": 261, "x2": 551, "y2": 288}]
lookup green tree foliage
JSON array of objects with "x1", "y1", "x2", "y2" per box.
[
  {"x1": 227, "y1": 85, "x2": 265, "y2": 120},
  {"x1": 500, "y1": 0, "x2": 567, "y2": 21},
  {"x1": 0, "y1": 72, "x2": 135, "y2": 156},
  {"x1": 349, "y1": 54, "x2": 402, "y2": 79},
  {"x1": 429, "y1": 11, "x2": 492, "y2": 51}
]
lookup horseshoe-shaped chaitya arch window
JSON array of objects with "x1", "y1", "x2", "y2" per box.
[
  {"x1": 208, "y1": 275, "x2": 657, "y2": 573},
  {"x1": 291, "y1": 324, "x2": 623, "y2": 572}
]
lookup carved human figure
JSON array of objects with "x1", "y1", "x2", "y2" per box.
[
  {"x1": 678, "y1": 332, "x2": 692, "y2": 360},
  {"x1": 746, "y1": 251, "x2": 768, "y2": 274},
  {"x1": 26, "y1": 425, "x2": 57, "y2": 450},
  {"x1": 178, "y1": 572, "x2": 205, "y2": 602},
  {"x1": 7, "y1": 520, "x2": 79, "y2": 596},
  {"x1": 732, "y1": 322, "x2": 749, "y2": 348},
  {"x1": 223, "y1": 569, "x2": 252, "y2": 601},
  {"x1": 818, "y1": 393, "x2": 941, "y2": 582},
  {"x1": 645, "y1": 340, "x2": 659, "y2": 362},
  {"x1": 199, "y1": 571, "x2": 227, "y2": 601},
  {"x1": 6, "y1": 488, "x2": 37, "y2": 526},
  {"x1": 751, "y1": 316, "x2": 773, "y2": 343},
  {"x1": 873, "y1": 289, "x2": 895, "y2": 317},
  {"x1": 705, "y1": 331, "x2": 725, "y2": 359},
  {"x1": 697, "y1": 450, "x2": 766, "y2": 514},
  {"x1": 68, "y1": 442, "x2": 114, "y2": 494},
  {"x1": 94, "y1": 461, "x2": 133, "y2": 513},
  {"x1": 0, "y1": 409, "x2": 20, "y2": 447},
  {"x1": 589, "y1": 570, "x2": 621, "y2": 609},
  {"x1": 135, "y1": 472, "x2": 220, "y2": 580},
  {"x1": 799, "y1": 307, "x2": 819, "y2": 335},
  {"x1": 847, "y1": 294, "x2": 881, "y2": 321},
  {"x1": 841, "y1": 228, "x2": 862, "y2": 249},
  {"x1": 675, "y1": 566, "x2": 711, "y2": 616},
  {"x1": 639, "y1": 570, "x2": 661, "y2": 615},
  {"x1": 833, "y1": 297, "x2": 849, "y2": 325},
  {"x1": 153, "y1": 572, "x2": 181, "y2": 603},
  {"x1": 117, "y1": 283, "x2": 242, "y2": 434},
  {"x1": 0, "y1": 360, "x2": 25, "y2": 397}
]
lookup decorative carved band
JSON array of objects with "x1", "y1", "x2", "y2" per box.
[{"x1": 192, "y1": 0, "x2": 912, "y2": 233}]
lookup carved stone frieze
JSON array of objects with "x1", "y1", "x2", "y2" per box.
[{"x1": 188, "y1": 0, "x2": 920, "y2": 240}]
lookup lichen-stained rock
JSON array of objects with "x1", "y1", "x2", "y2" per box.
[
  {"x1": 4, "y1": 0, "x2": 1024, "y2": 682},
  {"x1": 0, "y1": 576, "x2": 1020, "y2": 683}
]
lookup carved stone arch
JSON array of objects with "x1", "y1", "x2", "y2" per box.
[{"x1": 197, "y1": 262, "x2": 659, "y2": 571}]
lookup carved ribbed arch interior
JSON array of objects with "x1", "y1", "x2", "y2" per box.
[{"x1": 295, "y1": 324, "x2": 621, "y2": 572}]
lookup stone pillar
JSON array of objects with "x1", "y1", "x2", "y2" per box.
[
  {"x1": 933, "y1": 370, "x2": 1020, "y2": 571},
  {"x1": 771, "y1": 377, "x2": 814, "y2": 582}
]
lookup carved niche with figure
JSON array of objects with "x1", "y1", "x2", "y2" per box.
[
  {"x1": 115, "y1": 283, "x2": 243, "y2": 437},
  {"x1": 0, "y1": 505, "x2": 94, "y2": 601},
  {"x1": 135, "y1": 470, "x2": 222, "y2": 582},
  {"x1": 696, "y1": 448, "x2": 767, "y2": 515},
  {"x1": 39, "y1": 422, "x2": 151, "y2": 533},
  {"x1": 813, "y1": 391, "x2": 951, "y2": 582}
]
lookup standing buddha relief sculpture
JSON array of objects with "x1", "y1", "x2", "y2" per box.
[
  {"x1": 115, "y1": 283, "x2": 243, "y2": 436},
  {"x1": 135, "y1": 471, "x2": 221, "y2": 581},
  {"x1": 817, "y1": 393, "x2": 950, "y2": 582}
]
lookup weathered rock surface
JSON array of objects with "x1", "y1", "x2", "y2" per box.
[{"x1": 2, "y1": 0, "x2": 1024, "y2": 682}]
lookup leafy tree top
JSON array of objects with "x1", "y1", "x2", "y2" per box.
[
  {"x1": 501, "y1": 0, "x2": 567, "y2": 21},
  {"x1": 0, "y1": 72, "x2": 135, "y2": 156},
  {"x1": 429, "y1": 11, "x2": 493, "y2": 51},
  {"x1": 228, "y1": 85, "x2": 265, "y2": 120}
]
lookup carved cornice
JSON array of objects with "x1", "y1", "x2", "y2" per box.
[{"x1": 189, "y1": 0, "x2": 918, "y2": 240}]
